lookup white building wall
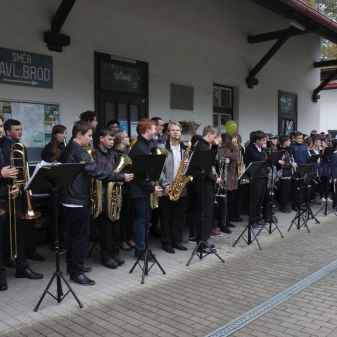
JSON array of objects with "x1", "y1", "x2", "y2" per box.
[
  {"x1": 0, "y1": 0, "x2": 321, "y2": 141},
  {"x1": 320, "y1": 90, "x2": 337, "y2": 133}
]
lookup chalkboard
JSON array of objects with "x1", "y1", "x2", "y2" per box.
[{"x1": 0, "y1": 100, "x2": 60, "y2": 162}]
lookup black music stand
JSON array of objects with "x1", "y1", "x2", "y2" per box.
[
  {"x1": 232, "y1": 161, "x2": 266, "y2": 250},
  {"x1": 29, "y1": 163, "x2": 85, "y2": 311},
  {"x1": 288, "y1": 163, "x2": 318, "y2": 233},
  {"x1": 129, "y1": 154, "x2": 166, "y2": 284},
  {"x1": 258, "y1": 151, "x2": 284, "y2": 238},
  {"x1": 185, "y1": 150, "x2": 224, "y2": 266}
]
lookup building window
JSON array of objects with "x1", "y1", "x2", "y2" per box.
[
  {"x1": 213, "y1": 84, "x2": 233, "y2": 134},
  {"x1": 278, "y1": 90, "x2": 297, "y2": 135}
]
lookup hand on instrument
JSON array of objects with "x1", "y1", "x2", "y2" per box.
[
  {"x1": 154, "y1": 186, "x2": 163, "y2": 197},
  {"x1": 124, "y1": 173, "x2": 134, "y2": 182},
  {"x1": 224, "y1": 158, "x2": 230, "y2": 165},
  {"x1": 216, "y1": 177, "x2": 223, "y2": 185},
  {"x1": 182, "y1": 159, "x2": 189, "y2": 167},
  {"x1": 1, "y1": 166, "x2": 18, "y2": 179},
  {"x1": 278, "y1": 160, "x2": 285, "y2": 166},
  {"x1": 291, "y1": 162, "x2": 297, "y2": 169},
  {"x1": 10, "y1": 185, "x2": 19, "y2": 199},
  {"x1": 334, "y1": 178, "x2": 337, "y2": 184}
]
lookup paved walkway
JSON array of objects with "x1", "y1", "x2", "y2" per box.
[{"x1": 2, "y1": 206, "x2": 337, "y2": 337}]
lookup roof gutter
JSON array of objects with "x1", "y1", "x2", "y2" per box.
[{"x1": 279, "y1": 0, "x2": 337, "y2": 36}]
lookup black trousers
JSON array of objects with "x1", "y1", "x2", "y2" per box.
[
  {"x1": 119, "y1": 191, "x2": 134, "y2": 243},
  {"x1": 279, "y1": 178, "x2": 291, "y2": 210},
  {"x1": 190, "y1": 183, "x2": 215, "y2": 242},
  {"x1": 63, "y1": 205, "x2": 90, "y2": 277},
  {"x1": 1, "y1": 199, "x2": 28, "y2": 274},
  {"x1": 160, "y1": 196, "x2": 186, "y2": 246},
  {"x1": 249, "y1": 178, "x2": 268, "y2": 225},
  {"x1": 97, "y1": 211, "x2": 119, "y2": 260},
  {"x1": 214, "y1": 189, "x2": 236, "y2": 227}
]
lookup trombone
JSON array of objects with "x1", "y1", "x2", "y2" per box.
[{"x1": 8, "y1": 143, "x2": 41, "y2": 262}]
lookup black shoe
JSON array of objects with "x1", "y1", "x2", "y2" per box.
[
  {"x1": 280, "y1": 208, "x2": 291, "y2": 214},
  {"x1": 0, "y1": 277, "x2": 8, "y2": 291},
  {"x1": 16, "y1": 268, "x2": 43, "y2": 279},
  {"x1": 172, "y1": 243, "x2": 188, "y2": 251},
  {"x1": 220, "y1": 226, "x2": 232, "y2": 234},
  {"x1": 227, "y1": 223, "x2": 236, "y2": 228},
  {"x1": 230, "y1": 217, "x2": 243, "y2": 222},
  {"x1": 4, "y1": 260, "x2": 16, "y2": 268},
  {"x1": 135, "y1": 252, "x2": 156, "y2": 262},
  {"x1": 101, "y1": 258, "x2": 118, "y2": 269},
  {"x1": 113, "y1": 255, "x2": 125, "y2": 266},
  {"x1": 26, "y1": 251, "x2": 45, "y2": 262},
  {"x1": 163, "y1": 245, "x2": 175, "y2": 254},
  {"x1": 70, "y1": 273, "x2": 95, "y2": 286},
  {"x1": 188, "y1": 237, "x2": 197, "y2": 243},
  {"x1": 66, "y1": 266, "x2": 92, "y2": 274}
]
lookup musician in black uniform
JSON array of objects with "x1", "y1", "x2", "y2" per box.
[
  {"x1": 129, "y1": 118, "x2": 163, "y2": 260},
  {"x1": 189, "y1": 126, "x2": 221, "y2": 253},
  {"x1": 94, "y1": 129, "x2": 133, "y2": 269},
  {"x1": 0, "y1": 120, "x2": 44, "y2": 291},
  {"x1": 244, "y1": 130, "x2": 268, "y2": 229},
  {"x1": 60, "y1": 121, "x2": 132, "y2": 286}
]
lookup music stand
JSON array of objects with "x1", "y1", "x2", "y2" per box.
[
  {"x1": 232, "y1": 161, "x2": 266, "y2": 250},
  {"x1": 288, "y1": 163, "x2": 319, "y2": 233},
  {"x1": 29, "y1": 163, "x2": 85, "y2": 311},
  {"x1": 258, "y1": 151, "x2": 284, "y2": 238},
  {"x1": 129, "y1": 154, "x2": 166, "y2": 284},
  {"x1": 185, "y1": 150, "x2": 224, "y2": 266}
]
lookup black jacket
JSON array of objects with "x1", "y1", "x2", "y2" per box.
[
  {"x1": 59, "y1": 141, "x2": 124, "y2": 206},
  {"x1": 0, "y1": 137, "x2": 22, "y2": 197},
  {"x1": 190, "y1": 138, "x2": 217, "y2": 188},
  {"x1": 244, "y1": 143, "x2": 267, "y2": 179},
  {"x1": 129, "y1": 135, "x2": 155, "y2": 199},
  {"x1": 41, "y1": 141, "x2": 65, "y2": 162}
]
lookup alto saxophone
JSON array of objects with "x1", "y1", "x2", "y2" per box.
[
  {"x1": 168, "y1": 142, "x2": 193, "y2": 201},
  {"x1": 150, "y1": 146, "x2": 168, "y2": 209},
  {"x1": 107, "y1": 154, "x2": 132, "y2": 222}
]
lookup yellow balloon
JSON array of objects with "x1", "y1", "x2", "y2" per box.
[{"x1": 224, "y1": 120, "x2": 237, "y2": 136}]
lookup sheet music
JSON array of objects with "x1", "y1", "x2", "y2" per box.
[{"x1": 25, "y1": 160, "x2": 59, "y2": 193}]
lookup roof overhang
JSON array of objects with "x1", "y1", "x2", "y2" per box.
[{"x1": 251, "y1": 0, "x2": 337, "y2": 44}]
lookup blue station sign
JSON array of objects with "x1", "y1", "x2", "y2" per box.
[{"x1": 0, "y1": 47, "x2": 53, "y2": 89}]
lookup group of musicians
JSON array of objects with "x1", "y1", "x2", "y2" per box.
[{"x1": 0, "y1": 111, "x2": 336, "y2": 290}]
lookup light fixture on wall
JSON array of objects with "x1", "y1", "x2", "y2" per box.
[{"x1": 289, "y1": 20, "x2": 306, "y2": 32}]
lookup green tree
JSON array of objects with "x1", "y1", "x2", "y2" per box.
[{"x1": 305, "y1": 0, "x2": 337, "y2": 59}]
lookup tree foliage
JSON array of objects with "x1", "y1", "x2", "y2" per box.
[{"x1": 304, "y1": 0, "x2": 337, "y2": 59}]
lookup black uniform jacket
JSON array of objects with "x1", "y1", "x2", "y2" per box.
[{"x1": 59, "y1": 141, "x2": 124, "y2": 206}]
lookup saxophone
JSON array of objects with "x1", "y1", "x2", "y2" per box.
[
  {"x1": 150, "y1": 146, "x2": 168, "y2": 209},
  {"x1": 168, "y1": 142, "x2": 193, "y2": 201},
  {"x1": 107, "y1": 153, "x2": 132, "y2": 222}
]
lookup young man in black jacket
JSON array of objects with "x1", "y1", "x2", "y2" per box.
[
  {"x1": 129, "y1": 118, "x2": 163, "y2": 260},
  {"x1": 0, "y1": 139, "x2": 43, "y2": 290},
  {"x1": 60, "y1": 121, "x2": 133, "y2": 286},
  {"x1": 244, "y1": 130, "x2": 268, "y2": 228},
  {"x1": 94, "y1": 129, "x2": 133, "y2": 269},
  {"x1": 189, "y1": 126, "x2": 221, "y2": 253}
]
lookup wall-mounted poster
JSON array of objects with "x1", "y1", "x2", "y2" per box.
[{"x1": 0, "y1": 99, "x2": 60, "y2": 162}]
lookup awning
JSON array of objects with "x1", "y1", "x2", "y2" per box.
[{"x1": 251, "y1": 0, "x2": 337, "y2": 44}]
